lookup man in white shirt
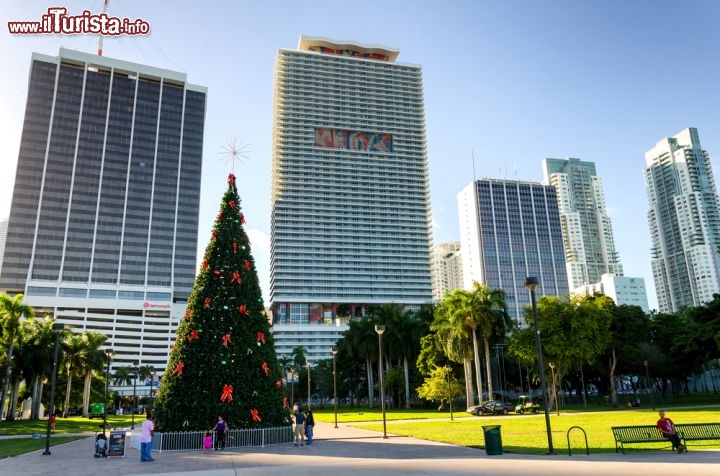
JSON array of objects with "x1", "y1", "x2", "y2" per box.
[{"x1": 140, "y1": 412, "x2": 155, "y2": 462}]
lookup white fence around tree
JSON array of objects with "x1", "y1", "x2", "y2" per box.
[{"x1": 129, "y1": 426, "x2": 293, "y2": 452}]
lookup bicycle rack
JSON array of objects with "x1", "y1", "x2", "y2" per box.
[{"x1": 566, "y1": 425, "x2": 589, "y2": 456}]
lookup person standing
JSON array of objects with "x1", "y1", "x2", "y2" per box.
[
  {"x1": 293, "y1": 407, "x2": 306, "y2": 446},
  {"x1": 212, "y1": 416, "x2": 228, "y2": 450},
  {"x1": 305, "y1": 409, "x2": 315, "y2": 445},
  {"x1": 140, "y1": 411, "x2": 155, "y2": 462},
  {"x1": 656, "y1": 410, "x2": 685, "y2": 453},
  {"x1": 203, "y1": 431, "x2": 213, "y2": 454}
]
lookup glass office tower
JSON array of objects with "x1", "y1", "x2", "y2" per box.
[
  {"x1": 458, "y1": 179, "x2": 569, "y2": 323},
  {"x1": 0, "y1": 48, "x2": 206, "y2": 375},
  {"x1": 270, "y1": 37, "x2": 433, "y2": 361}
]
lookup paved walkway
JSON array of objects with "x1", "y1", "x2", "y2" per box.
[{"x1": 1, "y1": 421, "x2": 718, "y2": 476}]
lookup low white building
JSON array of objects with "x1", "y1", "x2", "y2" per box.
[{"x1": 572, "y1": 273, "x2": 649, "y2": 312}]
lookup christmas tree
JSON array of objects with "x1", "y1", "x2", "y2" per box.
[{"x1": 154, "y1": 173, "x2": 289, "y2": 431}]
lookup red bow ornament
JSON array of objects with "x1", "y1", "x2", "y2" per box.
[
  {"x1": 221, "y1": 384, "x2": 233, "y2": 402},
  {"x1": 173, "y1": 362, "x2": 184, "y2": 376}
]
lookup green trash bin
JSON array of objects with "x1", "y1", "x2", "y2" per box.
[{"x1": 482, "y1": 425, "x2": 503, "y2": 455}]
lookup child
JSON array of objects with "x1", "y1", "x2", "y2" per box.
[{"x1": 203, "y1": 431, "x2": 213, "y2": 453}]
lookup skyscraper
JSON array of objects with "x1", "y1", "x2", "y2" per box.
[
  {"x1": 458, "y1": 179, "x2": 569, "y2": 323},
  {"x1": 645, "y1": 127, "x2": 720, "y2": 313},
  {"x1": 430, "y1": 242, "x2": 463, "y2": 302},
  {"x1": 542, "y1": 158, "x2": 623, "y2": 289},
  {"x1": 0, "y1": 48, "x2": 206, "y2": 374},
  {"x1": 0, "y1": 218, "x2": 7, "y2": 276},
  {"x1": 270, "y1": 37, "x2": 432, "y2": 361}
]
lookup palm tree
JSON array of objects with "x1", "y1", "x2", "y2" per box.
[
  {"x1": 113, "y1": 366, "x2": 134, "y2": 386},
  {"x1": 8, "y1": 318, "x2": 54, "y2": 420},
  {"x1": 444, "y1": 289, "x2": 484, "y2": 404},
  {"x1": 61, "y1": 333, "x2": 86, "y2": 417},
  {"x1": 78, "y1": 332, "x2": 108, "y2": 417},
  {"x1": 432, "y1": 298, "x2": 475, "y2": 404},
  {"x1": 13, "y1": 316, "x2": 57, "y2": 419},
  {"x1": 470, "y1": 282, "x2": 509, "y2": 400},
  {"x1": 6, "y1": 318, "x2": 38, "y2": 420},
  {"x1": 0, "y1": 294, "x2": 35, "y2": 421},
  {"x1": 137, "y1": 364, "x2": 154, "y2": 382},
  {"x1": 137, "y1": 363, "x2": 155, "y2": 401},
  {"x1": 345, "y1": 317, "x2": 379, "y2": 407},
  {"x1": 291, "y1": 346, "x2": 307, "y2": 370},
  {"x1": 372, "y1": 304, "x2": 422, "y2": 409}
]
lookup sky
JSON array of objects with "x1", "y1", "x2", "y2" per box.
[{"x1": 1, "y1": 1, "x2": 719, "y2": 311}]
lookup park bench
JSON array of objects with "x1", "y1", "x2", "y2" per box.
[{"x1": 611, "y1": 423, "x2": 720, "y2": 454}]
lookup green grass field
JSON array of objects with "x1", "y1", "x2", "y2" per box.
[
  {"x1": 0, "y1": 414, "x2": 140, "y2": 436},
  {"x1": 0, "y1": 414, "x2": 142, "y2": 459},
  {"x1": 351, "y1": 408, "x2": 720, "y2": 455},
  {"x1": 1, "y1": 399, "x2": 718, "y2": 457},
  {"x1": 307, "y1": 399, "x2": 720, "y2": 455},
  {"x1": 0, "y1": 436, "x2": 86, "y2": 459}
]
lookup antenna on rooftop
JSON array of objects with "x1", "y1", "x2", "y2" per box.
[
  {"x1": 219, "y1": 138, "x2": 251, "y2": 171},
  {"x1": 472, "y1": 150, "x2": 476, "y2": 180},
  {"x1": 98, "y1": 0, "x2": 109, "y2": 56}
]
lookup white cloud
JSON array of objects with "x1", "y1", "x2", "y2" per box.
[{"x1": 247, "y1": 229, "x2": 270, "y2": 257}]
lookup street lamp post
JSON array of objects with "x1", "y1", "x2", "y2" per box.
[
  {"x1": 43, "y1": 323, "x2": 64, "y2": 456},
  {"x1": 445, "y1": 365, "x2": 454, "y2": 421},
  {"x1": 331, "y1": 347, "x2": 338, "y2": 429},
  {"x1": 103, "y1": 349, "x2": 112, "y2": 437},
  {"x1": 306, "y1": 360, "x2": 312, "y2": 410},
  {"x1": 131, "y1": 360, "x2": 138, "y2": 430},
  {"x1": 524, "y1": 277, "x2": 554, "y2": 455},
  {"x1": 644, "y1": 360, "x2": 655, "y2": 409},
  {"x1": 374, "y1": 325, "x2": 387, "y2": 439}
]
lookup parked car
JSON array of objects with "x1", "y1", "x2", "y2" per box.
[{"x1": 466, "y1": 400, "x2": 512, "y2": 416}]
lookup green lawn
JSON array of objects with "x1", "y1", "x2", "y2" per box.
[
  {"x1": 352, "y1": 408, "x2": 720, "y2": 455},
  {"x1": 0, "y1": 436, "x2": 86, "y2": 459},
  {"x1": 0, "y1": 414, "x2": 140, "y2": 436},
  {"x1": 2, "y1": 402, "x2": 719, "y2": 457}
]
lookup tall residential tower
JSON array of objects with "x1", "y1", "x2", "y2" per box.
[
  {"x1": 542, "y1": 158, "x2": 623, "y2": 289},
  {"x1": 0, "y1": 49, "x2": 206, "y2": 375},
  {"x1": 645, "y1": 128, "x2": 720, "y2": 312},
  {"x1": 458, "y1": 179, "x2": 569, "y2": 323},
  {"x1": 430, "y1": 242, "x2": 463, "y2": 302},
  {"x1": 270, "y1": 37, "x2": 433, "y2": 361}
]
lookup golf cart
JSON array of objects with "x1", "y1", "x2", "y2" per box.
[{"x1": 514, "y1": 395, "x2": 541, "y2": 414}]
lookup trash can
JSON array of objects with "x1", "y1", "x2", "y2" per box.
[{"x1": 482, "y1": 425, "x2": 503, "y2": 455}]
